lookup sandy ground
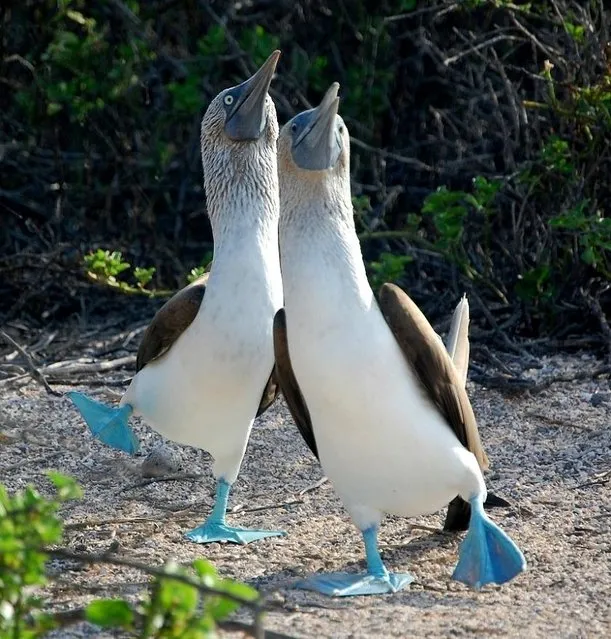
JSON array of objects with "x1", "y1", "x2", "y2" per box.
[{"x1": 0, "y1": 347, "x2": 609, "y2": 638}]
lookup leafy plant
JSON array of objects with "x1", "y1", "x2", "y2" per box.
[
  {"x1": 168, "y1": 75, "x2": 203, "y2": 115},
  {"x1": 368, "y1": 252, "x2": 413, "y2": 291},
  {"x1": 25, "y1": 2, "x2": 154, "y2": 123},
  {"x1": 550, "y1": 202, "x2": 611, "y2": 275},
  {"x1": 0, "y1": 475, "x2": 263, "y2": 638},
  {"x1": 187, "y1": 252, "x2": 213, "y2": 284},
  {"x1": 0, "y1": 472, "x2": 82, "y2": 637},
  {"x1": 421, "y1": 176, "x2": 501, "y2": 260},
  {"x1": 515, "y1": 265, "x2": 553, "y2": 302},
  {"x1": 239, "y1": 26, "x2": 280, "y2": 67},
  {"x1": 84, "y1": 249, "x2": 213, "y2": 296},
  {"x1": 84, "y1": 249, "x2": 171, "y2": 298}
]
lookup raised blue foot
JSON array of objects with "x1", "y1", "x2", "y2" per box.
[
  {"x1": 296, "y1": 525, "x2": 413, "y2": 597},
  {"x1": 452, "y1": 495, "x2": 526, "y2": 589},
  {"x1": 184, "y1": 479, "x2": 285, "y2": 545},
  {"x1": 297, "y1": 570, "x2": 413, "y2": 597},
  {"x1": 67, "y1": 391, "x2": 139, "y2": 455}
]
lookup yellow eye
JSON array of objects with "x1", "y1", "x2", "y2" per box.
[{"x1": 224, "y1": 95, "x2": 234, "y2": 106}]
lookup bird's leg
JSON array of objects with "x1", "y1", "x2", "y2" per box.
[
  {"x1": 207, "y1": 478, "x2": 231, "y2": 525},
  {"x1": 184, "y1": 478, "x2": 285, "y2": 545},
  {"x1": 362, "y1": 525, "x2": 390, "y2": 578},
  {"x1": 296, "y1": 524, "x2": 414, "y2": 597}
]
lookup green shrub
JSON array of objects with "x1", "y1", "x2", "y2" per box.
[
  {"x1": 0, "y1": 474, "x2": 262, "y2": 638},
  {"x1": 1, "y1": 0, "x2": 610, "y2": 341}
]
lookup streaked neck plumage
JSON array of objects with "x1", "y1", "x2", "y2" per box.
[
  {"x1": 279, "y1": 167, "x2": 372, "y2": 308},
  {"x1": 207, "y1": 147, "x2": 279, "y2": 251},
  {"x1": 200, "y1": 104, "x2": 280, "y2": 286}
]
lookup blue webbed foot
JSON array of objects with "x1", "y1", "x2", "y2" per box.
[
  {"x1": 297, "y1": 570, "x2": 414, "y2": 597},
  {"x1": 452, "y1": 496, "x2": 526, "y2": 589},
  {"x1": 184, "y1": 521, "x2": 285, "y2": 545},
  {"x1": 296, "y1": 524, "x2": 413, "y2": 597},
  {"x1": 184, "y1": 479, "x2": 285, "y2": 544},
  {"x1": 68, "y1": 391, "x2": 139, "y2": 455}
]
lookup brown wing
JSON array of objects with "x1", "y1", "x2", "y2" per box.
[
  {"x1": 272, "y1": 309, "x2": 318, "y2": 459},
  {"x1": 136, "y1": 274, "x2": 209, "y2": 371},
  {"x1": 378, "y1": 283, "x2": 488, "y2": 470}
]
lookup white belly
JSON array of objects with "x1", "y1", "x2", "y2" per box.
[
  {"x1": 286, "y1": 297, "x2": 484, "y2": 530},
  {"x1": 122, "y1": 258, "x2": 282, "y2": 483}
]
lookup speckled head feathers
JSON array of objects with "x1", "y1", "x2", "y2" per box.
[
  {"x1": 202, "y1": 50, "x2": 280, "y2": 143},
  {"x1": 200, "y1": 51, "x2": 281, "y2": 222}
]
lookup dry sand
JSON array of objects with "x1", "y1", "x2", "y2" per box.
[{"x1": 0, "y1": 348, "x2": 609, "y2": 638}]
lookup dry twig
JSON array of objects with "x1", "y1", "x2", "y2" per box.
[{"x1": 0, "y1": 329, "x2": 61, "y2": 396}]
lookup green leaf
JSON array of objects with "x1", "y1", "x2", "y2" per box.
[
  {"x1": 563, "y1": 21, "x2": 585, "y2": 43},
  {"x1": 134, "y1": 266, "x2": 155, "y2": 286},
  {"x1": 47, "y1": 102, "x2": 63, "y2": 116},
  {"x1": 192, "y1": 558, "x2": 217, "y2": 579},
  {"x1": 85, "y1": 599, "x2": 134, "y2": 628},
  {"x1": 216, "y1": 578, "x2": 259, "y2": 603},
  {"x1": 205, "y1": 595, "x2": 239, "y2": 621},
  {"x1": 159, "y1": 576, "x2": 199, "y2": 613},
  {"x1": 581, "y1": 245, "x2": 597, "y2": 265},
  {"x1": 167, "y1": 75, "x2": 202, "y2": 115},
  {"x1": 46, "y1": 471, "x2": 83, "y2": 501},
  {"x1": 197, "y1": 25, "x2": 227, "y2": 58},
  {"x1": 515, "y1": 265, "x2": 552, "y2": 301}
]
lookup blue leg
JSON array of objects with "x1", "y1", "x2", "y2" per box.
[
  {"x1": 452, "y1": 495, "x2": 526, "y2": 589},
  {"x1": 184, "y1": 479, "x2": 286, "y2": 545},
  {"x1": 68, "y1": 391, "x2": 139, "y2": 455},
  {"x1": 296, "y1": 525, "x2": 414, "y2": 597}
]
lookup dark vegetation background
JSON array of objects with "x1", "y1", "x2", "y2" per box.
[{"x1": 1, "y1": 0, "x2": 610, "y2": 355}]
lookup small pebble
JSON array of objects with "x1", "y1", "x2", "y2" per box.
[{"x1": 140, "y1": 443, "x2": 182, "y2": 477}]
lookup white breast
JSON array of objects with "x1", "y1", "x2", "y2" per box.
[
  {"x1": 282, "y1": 229, "x2": 484, "y2": 530},
  {"x1": 123, "y1": 234, "x2": 282, "y2": 483}
]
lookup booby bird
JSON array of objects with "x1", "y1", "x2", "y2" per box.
[
  {"x1": 273, "y1": 83, "x2": 526, "y2": 596},
  {"x1": 69, "y1": 51, "x2": 285, "y2": 545}
]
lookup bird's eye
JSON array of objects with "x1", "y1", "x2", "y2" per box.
[
  {"x1": 339, "y1": 125, "x2": 344, "y2": 133},
  {"x1": 224, "y1": 94, "x2": 234, "y2": 106},
  {"x1": 291, "y1": 123, "x2": 298, "y2": 133}
]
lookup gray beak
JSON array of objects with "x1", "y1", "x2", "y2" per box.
[
  {"x1": 224, "y1": 50, "x2": 280, "y2": 141},
  {"x1": 292, "y1": 82, "x2": 341, "y2": 171}
]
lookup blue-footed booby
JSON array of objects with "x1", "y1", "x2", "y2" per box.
[
  {"x1": 69, "y1": 51, "x2": 285, "y2": 545},
  {"x1": 273, "y1": 83, "x2": 526, "y2": 596}
]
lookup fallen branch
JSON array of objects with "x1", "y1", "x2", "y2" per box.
[
  {"x1": 0, "y1": 329, "x2": 61, "y2": 396},
  {"x1": 471, "y1": 365, "x2": 610, "y2": 394},
  {"x1": 52, "y1": 602, "x2": 298, "y2": 639},
  {"x1": 572, "y1": 470, "x2": 610, "y2": 490},
  {"x1": 582, "y1": 289, "x2": 611, "y2": 364},
  {"x1": 525, "y1": 412, "x2": 592, "y2": 430},
  {"x1": 298, "y1": 477, "x2": 328, "y2": 496},
  {"x1": 43, "y1": 355, "x2": 136, "y2": 375},
  {"x1": 47, "y1": 547, "x2": 267, "y2": 637}
]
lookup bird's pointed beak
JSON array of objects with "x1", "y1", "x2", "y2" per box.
[
  {"x1": 293, "y1": 82, "x2": 341, "y2": 171},
  {"x1": 225, "y1": 50, "x2": 280, "y2": 141}
]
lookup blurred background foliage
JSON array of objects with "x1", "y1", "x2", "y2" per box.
[{"x1": 1, "y1": 0, "x2": 610, "y2": 350}]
